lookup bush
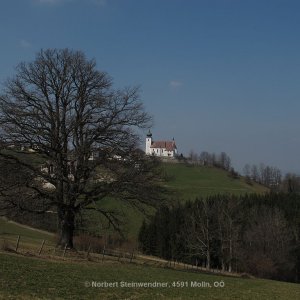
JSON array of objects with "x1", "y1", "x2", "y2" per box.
[{"x1": 73, "y1": 234, "x2": 105, "y2": 253}]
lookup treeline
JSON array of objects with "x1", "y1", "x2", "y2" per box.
[
  {"x1": 281, "y1": 173, "x2": 300, "y2": 193},
  {"x1": 243, "y1": 163, "x2": 282, "y2": 188},
  {"x1": 243, "y1": 164, "x2": 300, "y2": 192},
  {"x1": 139, "y1": 193, "x2": 300, "y2": 283},
  {"x1": 188, "y1": 151, "x2": 231, "y2": 171}
]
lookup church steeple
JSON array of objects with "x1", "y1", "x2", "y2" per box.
[
  {"x1": 145, "y1": 130, "x2": 153, "y2": 155},
  {"x1": 147, "y1": 129, "x2": 152, "y2": 138}
]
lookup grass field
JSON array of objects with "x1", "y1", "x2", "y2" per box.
[
  {"x1": 163, "y1": 163, "x2": 268, "y2": 200},
  {"x1": 0, "y1": 218, "x2": 55, "y2": 253},
  {"x1": 1, "y1": 252, "x2": 299, "y2": 300}
]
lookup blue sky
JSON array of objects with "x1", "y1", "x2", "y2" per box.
[{"x1": 0, "y1": 0, "x2": 300, "y2": 174}]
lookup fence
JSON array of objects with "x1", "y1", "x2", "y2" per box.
[{"x1": 0, "y1": 234, "x2": 240, "y2": 278}]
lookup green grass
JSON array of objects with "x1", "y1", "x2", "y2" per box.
[
  {"x1": 1, "y1": 252, "x2": 299, "y2": 300},
  {"x1": 0, "y1": 218, "x2": 55, "y2": 250},
  {"x1": 163, "y1": 163, "x2": 268, "y2": 200},
  {"x1": 81, "y1": 198, "x2": 149, "y2": 239}
]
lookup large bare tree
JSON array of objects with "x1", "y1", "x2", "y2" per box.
[{"x1": 0, "y1": 49, "x2": 162, "y2": 248}]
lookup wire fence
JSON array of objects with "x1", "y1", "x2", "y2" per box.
[{"x1": 0, "y1": 235, "x2": 241, "y2": 278}]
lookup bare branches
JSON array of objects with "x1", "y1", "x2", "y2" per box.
[{"x1": 0, "y1": 48, "x2": 161, "y2": 246}]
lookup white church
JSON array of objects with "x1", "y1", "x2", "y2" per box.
[{"x1": 145, "y1": 130, "x2": 178, "y2": 158}]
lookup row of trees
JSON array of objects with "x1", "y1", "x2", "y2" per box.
[
  {"x1": 243, "y1": 163, "x2": 282, "y2": 188},
  {"x1": 189, "y1": 151, "x2": 231, "y2": 171},
  {"x1": 139, "y1": 193, "x2": 300, "y2": 282},
  {"x1": 243, "y1": 163, "x2": 300, "y2": 193}
]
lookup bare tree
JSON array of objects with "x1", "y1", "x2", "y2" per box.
[
  {"x1": 184, "y1": 199, "x2": 216, "y2": 269},
  {"x1": 218, "y1": 152, "x2": 231, "y2": 170},
  {"x1": 189, "y1": 150, "x2": 198, "y2": 164},
  {"x1": 281, "y1": 173, "x2": 300, "y2": 193},
  {"x1": 0, "y1": 49, "x2": 162, "y2": 248},
  {"x1": 216, "y1": 196, "x2": 241, "y2": 272},
  {"x1": 250, "y1": 164, "x2": 259, "y2": 182},
  {"x1": 242, "y1": 206, "x2": 293, "y2": 278},
  {"x1": 248, "y1": 163, "x2": 282, "y2": 188},
  {"x1": 243, "y1": 164, "x2": 251, "y2": 178},
  {"x1": 199, "y1": 151, "x2": 210, "y2": 166}
]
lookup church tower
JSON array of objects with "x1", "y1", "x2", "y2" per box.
[{"x1": 145, "y1": 130, "x2": 152, "y2": 155}]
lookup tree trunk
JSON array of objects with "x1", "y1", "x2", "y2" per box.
[
  {"x1": 57, "y1": 208, "x2": 75, "y2": 248},
  {"x1": 228, "y1": 238, "x2": 232, "y2": 272},
  {"x1": 221, "y1": 258, "x2": 225, "y2": 272},
  {"x1": 206, "y1": 248, "x2": 210, "y2": 270}
]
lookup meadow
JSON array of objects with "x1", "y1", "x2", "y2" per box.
[
  {"x1": 162, "y1": 163, "x2": 268, "y2": 200},
  {"x1": 1, "y1": 251, "x2": 299, "y2": 300}
]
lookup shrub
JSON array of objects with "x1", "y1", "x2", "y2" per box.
[{"x1": 73, "y1": 234, "x2": 105, "y2": 253}]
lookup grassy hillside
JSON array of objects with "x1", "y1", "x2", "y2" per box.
[
  {"x1": 1, "y1": 162, "x2": 268, "y2": 241},
  {"x1": 163, "y1": 163, "x2": 268, "y2": 200},
  {"x1": 0, "y1": 218, "x2": 55, "y2": 251},
  {"x1": 1, "y1": 252, "x2": 299, "y2": 300},
  {"x1": 84, "y1": 163, "x2": 268, "y2": 239}
]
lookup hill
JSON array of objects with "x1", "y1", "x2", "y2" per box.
[
  {"x1": 1, "y1": 160, "x2": 268, "y2": 240},
  {"x1": 163, "y1": 163, "x2": 268, "y2": 200},
  {"x1": 82, "y1": 162, "x2": 268, "y2": 239}
]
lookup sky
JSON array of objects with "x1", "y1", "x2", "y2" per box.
[{"x1": 0, "y1": 0, "x2": 300, "y2": 174}]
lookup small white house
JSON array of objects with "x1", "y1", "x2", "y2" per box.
[{"x1": 145, "y1": 130, "x2": 178, "y2": 158}]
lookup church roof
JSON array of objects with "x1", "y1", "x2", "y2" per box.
[{"x1": 150, "y1": 141, "x2": 177, "y2": 151}]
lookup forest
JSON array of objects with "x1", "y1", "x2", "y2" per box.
[{"x1": 139, "y1": 193, "x2": 300, "y2": 283}]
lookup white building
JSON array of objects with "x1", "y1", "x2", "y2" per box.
[{"x1": 145, "y1": 130, "x2": 178, "y2": 158}]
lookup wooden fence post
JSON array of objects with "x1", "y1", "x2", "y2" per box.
[
  {"x1": 15, "y1": 235, "x2": 20, "y2": 252},
  {"x1": 102, "y1": 246, "x2": 105, "y2": 262},
  {"x1": 130, "y1": 251, "x2": 134, "y2": 263},
  {"x1": 63, "y1": 244, "x2": 67, "y2": 257},
  {"x1": 38, "y1": 240, "x2": 45, "y2": 255},
  {"x1": 86, "y1": 244, "x2": 91, "y2": 259}
]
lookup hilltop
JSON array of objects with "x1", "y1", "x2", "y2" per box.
[{"x1": 163, "y1": 162, "x2": 268, "y2": 200}]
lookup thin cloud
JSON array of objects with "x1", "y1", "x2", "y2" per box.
[
  {"x1": 91, "y1": 0, "x2": 107, "y2": 6},
  {"x1": 33, "y1": 0, "x2": 107, "y2": 6},
  {"x1": 169, "y1": 80, "x2": 183, "y2": 89},
  {"x1": 35, "y1": 0, "x2": 63, "y2": 4},
  {"x1": 20, "y1": 39, "x2": 32, "y2": 49},
  {"x1": 33, "y1": 0, "x2": 74, "y2": 5}
]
